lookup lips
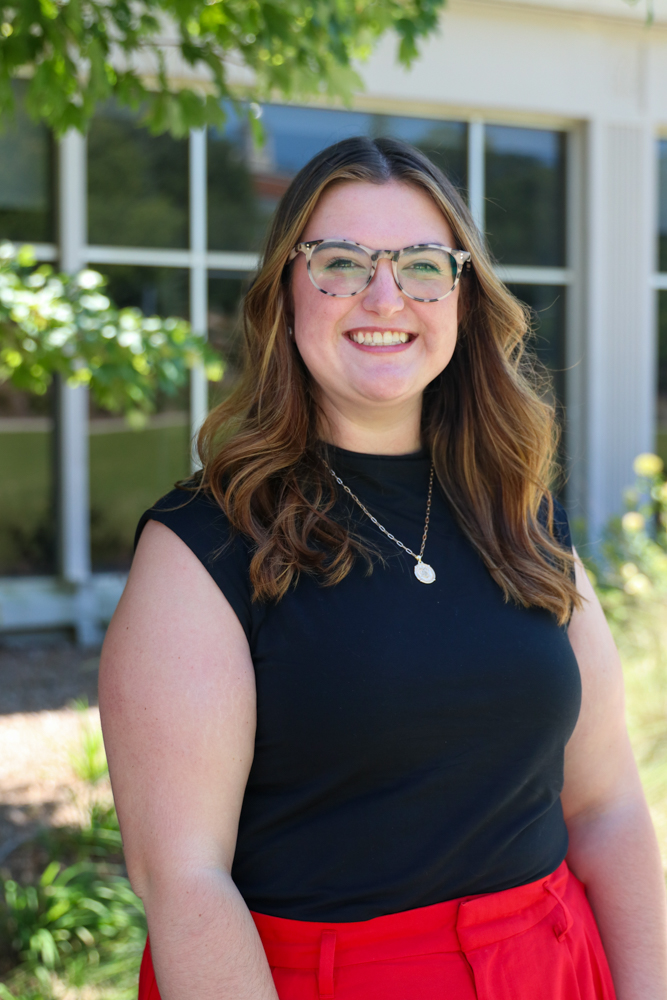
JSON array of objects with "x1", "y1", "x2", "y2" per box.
[{"x1": 348, "y1": 330, "x2": 412, "y2": 346}]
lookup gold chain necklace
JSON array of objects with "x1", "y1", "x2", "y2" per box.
[{"x1": 326, "y1": 461, "x2": 437, "y2": 584}]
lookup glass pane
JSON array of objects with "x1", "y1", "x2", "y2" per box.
[
  {"x1": 89, "y1": 267, "x2": 191, "y2": 571},
  {"x1": 88, "y1": 104, "x2": 188, "y2": 248},
  {"x1": 208, "y1": 272, "x2": 252, "y2": 398},
  {"x1": 98, "y1": 264, "x2": 189, "y2": 318},
  {"x1": 658, "y1": 140, "x2": 667, "y2": 273},
  {"x1": 657, "y1": 291, "x2": 667, "y2": 466},
  {"x1": 486, "y1": 126, "x2": 566, "y2": 267},
  {"x1": 0, "y1": 385, "x2": 55, "y2": 575},
  {"x1": 507, "y1": 284, "x2": 567, "y2": 457},
  {"x1": 0, "y1": 85, "x2": 54, "y2": 243},
  {"x1": 208, "y1": 105, "x2": 466, "y2": 252},
  {"x1": 373, "y1": 116, "x2": 467, "y2": 192}
]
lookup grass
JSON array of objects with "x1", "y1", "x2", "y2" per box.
[{"x1": 0, "y1": 421, "x2": 190, "y2": 575}]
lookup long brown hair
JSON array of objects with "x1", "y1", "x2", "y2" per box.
[{"x1": 197, "y1": 136, "x2": 580, "y2": 625}]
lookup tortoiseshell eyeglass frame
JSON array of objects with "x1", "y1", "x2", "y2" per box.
[{"x1": 288, "y1": 238, "x2": 472, "y2": 303}]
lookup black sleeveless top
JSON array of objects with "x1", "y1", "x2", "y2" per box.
[{"x1": 134, "y1": 446, "x2": 581, "y2": 922}]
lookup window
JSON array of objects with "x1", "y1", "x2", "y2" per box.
[
  {"x1": 0, "y1": 386, "x2": 55, "y2": 575},
  {"x1": 659, "y1": 141, "x2": 667, "y2": 275},
  {"x1": 485, "y1": 126, "x2": 569, "y2": 461},
  {"x1": 88, "y1": 104, "x2": 189, "y2": 248},
  {"x1": 0, "y1": 103, "x2": 572, "y2": 589},
  {"x1": 207, "y1": 105, "x2": 467, "y2": 253},
  {"x1": 485, "y1": 126, "x2": 566, "y2": 267},
  {"x1": 89, "y1": 267, "x2": 190, "y2": 571},
  {"x1": 0, "y1": 84, "x2": 54, "y2": 243}
]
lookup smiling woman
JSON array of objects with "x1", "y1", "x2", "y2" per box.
[{"x1": 100, "y1": 137, "x2": 667, "y2": 1000}]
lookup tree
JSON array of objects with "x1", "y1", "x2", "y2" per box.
[
  {"x1": 0, "y1": 243, "x2": 222, "y2": 422},
  {"x1": 0, "y1": 0, "x2": 447, "y2": 137}
]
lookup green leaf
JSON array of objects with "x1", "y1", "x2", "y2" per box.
[{"x1": 0, "y1": 0, "x2": 447, "y2": 136}]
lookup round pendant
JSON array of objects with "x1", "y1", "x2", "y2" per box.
[{"x1": 414, "y1": 561, "x2": 436, "y2": 584}]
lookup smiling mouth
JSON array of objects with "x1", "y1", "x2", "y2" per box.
[{"x1": 347, "y1": 330, "x2": 413, "y2": 346}]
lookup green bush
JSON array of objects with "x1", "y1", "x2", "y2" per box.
[{"x1": 0, "y1": 804, "x2": 145, "y2": 1000}]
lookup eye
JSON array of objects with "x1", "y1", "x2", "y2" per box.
[
  {"x1": 322, "y1": 256, "x2": 366, "y2": 271},
  {"x1": 403, "y1": 259, "x2": 444, "y2": 275}
]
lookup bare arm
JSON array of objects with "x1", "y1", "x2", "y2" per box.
[
  {"x1": 99, "y1": 520, "x2": 278, "y2": 1000},
  {"x1": 562, "y1": 551, "x2": 667, "y2": 1000}
]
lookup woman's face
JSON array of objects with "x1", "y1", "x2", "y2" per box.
[{"x1": 290, "y1": 179, "x2": 462, "y2": 430}]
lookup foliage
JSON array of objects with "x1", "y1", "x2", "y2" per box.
[
  {"x1": 69, "y1": 701, "x2": 109, "y2": 786},
  {"x1": 0, "y1": 0, "x2": 447, "y2": 138},
  {"x1": 0, "y1": 242, "x2": 223, "y2": 423},
  {"x1": 0, "y1": 725, "x2": 143, "y2": 1000},
  {"x1": 589, "y1": 452, "x2": 667, "y2": 608},
  {"x1": 0, "y1": 799, "x2": 145, "y2": 1000}
]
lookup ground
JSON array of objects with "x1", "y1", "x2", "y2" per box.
[{"x1": 0, "y1": 638, "x2": 108, "y2": 877}]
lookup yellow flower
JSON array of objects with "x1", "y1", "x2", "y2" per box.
[
  {"x1": 624, "y1": 573, "x2": 651, "y2": 596},
  {"x1": 633, "y1": 453, "x2": 664, "y2": 478},
  {"x1": 622, "y1": 511, "x2": 645, "y2": 533}
]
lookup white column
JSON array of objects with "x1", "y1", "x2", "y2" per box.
[
  {"x1": 57, "y1": 130, "x2": 99, "y2": 644},
  {"x1": 583, "y1": 118, "x2": 656, "y2": 545},
  {"x1": 189, "y1": 127, "x2": 208, "y2": 471},
  {"x1": 467, "y1": 120, "x2": 485, "y2": 234}
]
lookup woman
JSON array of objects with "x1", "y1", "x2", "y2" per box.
[{"x1": 99, "y1": 137, "x2": 667, "y2": 1000}]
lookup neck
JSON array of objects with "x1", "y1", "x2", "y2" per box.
[{"x1": 317, "y1": 395, "x2": 423, "y2": 455}]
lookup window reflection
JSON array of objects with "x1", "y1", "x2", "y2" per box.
[
  {"x1": 88, "y1": 104, "x2": 189, "y2": 248},
  {"x1": 208, "y1": 272, "x2": 252, "y2": 399},
  {"x1": 507, "y1": 284, "x2": 566, "y2": 408},
  {"x1": 658, "y1": 141, "x2": 667, "y2": 274},
  {"x1": 0, "y1": 386, "x2": 55, "y2": 575},
  {"x1": 208, "y1": 105, "x2": 467, "y2": 253},
  {"x1": 89, "y1": 267, "x2": 191, "y2": 571},
  {"x1": 486, "y1": 127, "x2": 566, "y2": 267},
  {"x1": 507, "y1": 284, "x2": 567, "y2": 475},
  {"x1": 0, "y1": 85, "x2": 54, "y2": 243}
]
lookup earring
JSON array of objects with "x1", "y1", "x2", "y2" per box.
[{"x1": 287, "y1": 325, "x2": 294, "y2": 338}]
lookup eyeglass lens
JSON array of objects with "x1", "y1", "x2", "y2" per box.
[{"x1": 308, "y1": 241, "x2": 458, "y2": 299}]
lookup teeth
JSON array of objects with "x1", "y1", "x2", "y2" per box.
[{"x1": 350, "y1": 331, "x2": 410, "y2": 346}]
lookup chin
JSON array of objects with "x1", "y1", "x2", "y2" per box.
[{"x1": 351, "y1": 376, "x2": 417, "y2": 403}]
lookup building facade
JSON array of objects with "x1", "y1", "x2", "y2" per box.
[{"x1": 1, "y1": 0, "x2": 666, "y2": 640}]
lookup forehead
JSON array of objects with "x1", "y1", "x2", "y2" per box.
[{"x1": 301, "y1": 179, "x2": 455, "y2": 248}]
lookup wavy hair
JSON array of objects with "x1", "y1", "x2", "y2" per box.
[{"x1": 196, "y1": 135, "x2": 580, "y2": 625}]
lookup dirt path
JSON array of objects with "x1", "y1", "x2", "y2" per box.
[{"x1": 0, "y1": 641, "x2": 110, "y2": 864}]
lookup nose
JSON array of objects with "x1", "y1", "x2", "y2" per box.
[{"x1": 361, "y1": 259, "x2": 405, "y2": 317}]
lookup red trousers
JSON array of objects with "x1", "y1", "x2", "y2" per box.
[{"x1": 138, "y1": 861, "x2": 616, "y2": 999}]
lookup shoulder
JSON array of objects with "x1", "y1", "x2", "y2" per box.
[
  {"x1": 133, "y1": 482, "x2": 255, "y2": 641},
  {"x1": 134, "y1": 483, "x2": 235, "y2": 554}
]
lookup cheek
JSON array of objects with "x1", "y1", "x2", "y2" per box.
[{"x1": 420, "y1": 301, "x2": 460, "y2": 355}]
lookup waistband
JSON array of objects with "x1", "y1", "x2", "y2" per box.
[{"x1": 251, "y1": 861, "x2": 575, "y2": 971}]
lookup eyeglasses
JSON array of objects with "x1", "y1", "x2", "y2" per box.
[{"x1": 288, "y1": 239, "x2": 472, "y2": 303}]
